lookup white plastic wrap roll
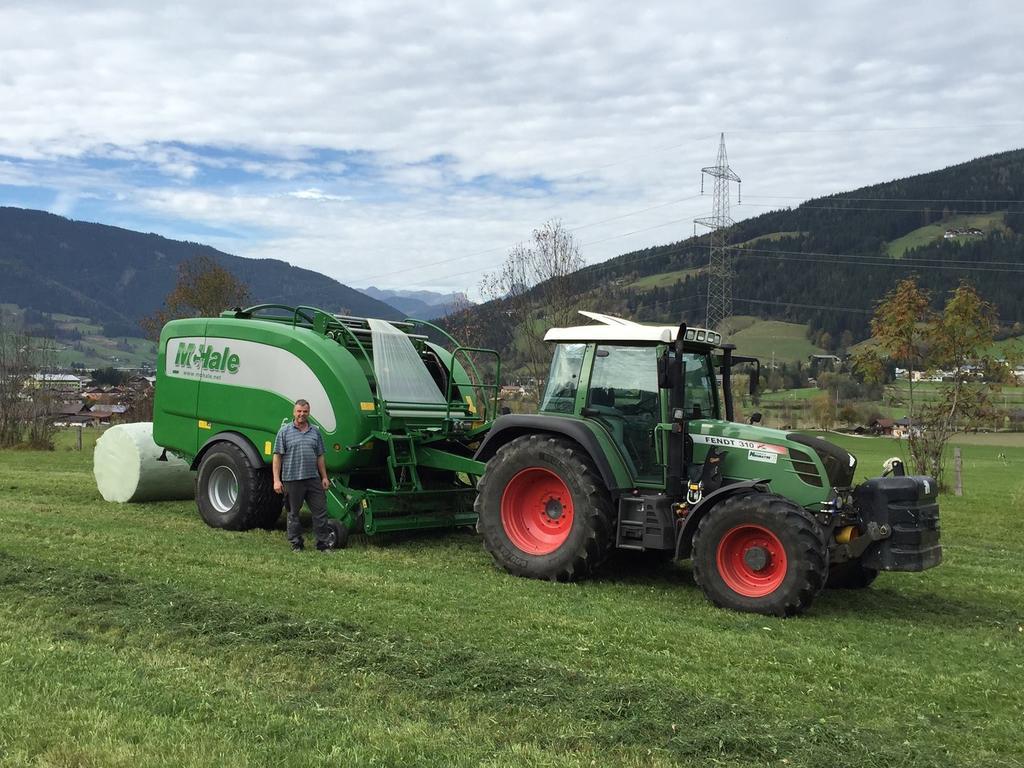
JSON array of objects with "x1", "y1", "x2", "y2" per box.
[{"x1": 93, "y1": 422, "x2": 195, "y2": 503}]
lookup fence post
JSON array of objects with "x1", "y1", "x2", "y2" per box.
[{"x1": 953, "y1": 447, "x2": 963, "y2": 497}]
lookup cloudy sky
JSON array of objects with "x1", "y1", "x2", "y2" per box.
[{"x1": 1, "y1": 0, "x2": 1022, "y2": 298}]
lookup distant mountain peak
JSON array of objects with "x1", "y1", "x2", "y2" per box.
[{"x1": 359, "y1": 286, "x2": 473, "y2": 319}]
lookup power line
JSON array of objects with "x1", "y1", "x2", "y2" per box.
[
  {"x1": 732, "y1": 244, "x2": 1024, "y2": 268},
  {"x1": 623, "y1": 291, "x2": 874, "y2": 318},
  {"x1": 731, "y1": 296, "x2": 872, "y2": 314},
  {"x1": 738, "y1": 201, "x2": 1023, "y2": 214},
  {"x1": 349, "y1": 180, "x2": 1024, "y2": 290},
  {"x1": 743, "y1": 194, "x2": 1024, "y2": 205},
  {"x1": 352, "y1": 196, "x2": 1020, "y2": 289},
  {"x1": 345, "y1": 194, "x2": 707, "y2": 284},
  {"x1": 387, "y1": 227, "x2": 1024, "y2": 292},
  {"x1": 729, "y1": 245, "x2": 1024, "y2": 274}
]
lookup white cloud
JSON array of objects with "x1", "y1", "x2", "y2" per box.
[
  {"x1": 287, "y1": 188, "x2": 351, "y2": 202},
  {"x1": 0, "y1": 0, "x2": 1022, "y2": 295}
]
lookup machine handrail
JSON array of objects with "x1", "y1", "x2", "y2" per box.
[
  {"x1": 236, "y1": 303, "x2": 316, "y2": 324},
  {"x1": 444, "y1": 346, "x2": 501, "y2": 423},
  {"x1": 403, "y1": 318, "x2": 499, "y2": 409}
]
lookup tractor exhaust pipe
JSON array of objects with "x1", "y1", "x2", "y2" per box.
[{"x1": 666, "y1": 323, "x2": 687, "y2": 498}]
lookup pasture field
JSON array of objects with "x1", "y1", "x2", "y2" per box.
[
  {"x1": 1, "y1": 431, "x2": 1022, "y2": 767},
  {"x1": 885, "y1": 212, "x2": 1009, "y2": 259},
  {"x1": 760, "y1": 387, "x2": 822, "y2": 402},
  {"x1": 729, "y1": 320, "x2": 827, "y2": 365},
  {"x1": 627, "y1": 267, "x2": 705, "y2": 291}
]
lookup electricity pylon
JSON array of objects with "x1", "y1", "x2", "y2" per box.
[{"x1": 694, "y1": 133, "x2": 741, "y2": 330}]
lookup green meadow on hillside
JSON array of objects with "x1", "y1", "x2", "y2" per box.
[
  {"x1": 886, "y1": 212, "x2": 1009, "y2": 259},
  {"x1": 2, "y1": 306, "x2": 157, "y2": 369},
  {"x1": 727, "y1": 317, "x2": 827, "y2": 365}
]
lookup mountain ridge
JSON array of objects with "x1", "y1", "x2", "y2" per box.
[
  {"x1": 0, "y1": 207, "x2": 403, "y2": 333},
  {"x1": 361, "y1": 286, "x2": 470, "y2": 319}
]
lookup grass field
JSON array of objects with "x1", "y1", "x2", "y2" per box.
[
  {"x1": 2, "y1": 306, "x2": 157, "y2": 369},
  {"x1": 49, "y1": 312, "x2": 157, "y2": 369},
  {"x1": 734, "y1": 231, "x2": 806, "y2": 248},
  {"x1": 1, "y1": 430, "x2": 1022, "y2": 766},
  {"x1": 982, "y1": 336, "x2": 1024, "y2": 360},
  {"x1": 729, "y1": 319, "x2": 827, "y2": 365},
  {"x1": 886, "y1": 212, "x2": 1008, "y2": 259},
  {"x1": 627, "y1": 267, "x2": 704, "y2": 291},
  {"x1": 758, "y1": 380, "x2": 1024, "y2": 430}
]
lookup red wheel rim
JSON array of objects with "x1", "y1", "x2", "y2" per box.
[
  {"x1": 716, "y1": 524, "x2": 788, "y2": 597},
  {"x1": 500, "y1": 468, "x2": 574, "y2": 555}
]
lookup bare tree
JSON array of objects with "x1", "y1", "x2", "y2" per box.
[
  {"x1": 480, "y1": 219, "x2": 585, "y2": 399},
  {"x1": 0, "y1": 312, "x2": 58, "y2": 449}
]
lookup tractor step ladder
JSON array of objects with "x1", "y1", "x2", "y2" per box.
[{"x1": 385, "y1": 433, "x2": 421, "y2": 491}]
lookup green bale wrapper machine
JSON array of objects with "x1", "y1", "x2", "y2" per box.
[{"x1": 153, "y1": 304, "x2": 498, "y2": 544}]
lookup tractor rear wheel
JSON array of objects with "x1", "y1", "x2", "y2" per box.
[
  {"x1": 692, "y1": 493, "x2": 828, "y2": 617},
  {"x1": 196, "y1": 442, "x2": 276, "y2": 531},
  {"x1": 475, "y1": 435, "x2": 613, "y2": 582},
  {"x1": 826, "y1": 560, "x2": 879, "y2": 589}
]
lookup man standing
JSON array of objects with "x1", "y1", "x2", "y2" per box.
[{"x1": 272, "y1": 399, "x2": 332, "y2": 552}]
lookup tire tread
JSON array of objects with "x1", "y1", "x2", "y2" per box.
[
  {"x1": 476, "y1": 434, "x2": 613, "y2": 582},
  {"x1": 692, "y1": 493, "x2": 828, "y2": 617}
]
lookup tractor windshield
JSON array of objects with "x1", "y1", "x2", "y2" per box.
[
  {"x1": 680, "y1": 351, "x2": 718, "y2": 420},
  {"x1": 540, "y1": 343, "x2": 587, "y2": 413}
]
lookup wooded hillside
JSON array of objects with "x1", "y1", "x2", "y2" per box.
[
  {"x1": 0, "y1": 207, "x2": 402, "y2": 335},
  {"x1": 565, "y1": 148, "x2": 1024, "y2": 349}
]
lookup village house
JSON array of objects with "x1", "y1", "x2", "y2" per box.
[
  {"x1": 943, "y1": 227, "x2": 984, "y2": 239},
  {"x1": 27, "y1": 372, "x2": 83, "y2": 395}
]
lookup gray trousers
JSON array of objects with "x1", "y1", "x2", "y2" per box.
[{"x1": 284, "y1": 477, "x2": 330, "y2": 549}]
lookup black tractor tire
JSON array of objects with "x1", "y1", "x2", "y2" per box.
[
  {"x1": 826, "y1": 560, "x2": 879, "y2": 589},
  {"x1": 475, "y1": 435, "x2": 614, "y2": 582},
  {"x1": 692, "y1": 492, "x2": 828, "y2": 617},
  {"x1": 326, "y1": 519, "x2": 349, "y2": 550},
  {"x1": 195, "y1": 442, "x2": 276, "y2": 531}
]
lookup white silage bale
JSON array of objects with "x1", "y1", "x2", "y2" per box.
[{"x1": 93, "y1": 422, "x2": 195, "y2": 503}]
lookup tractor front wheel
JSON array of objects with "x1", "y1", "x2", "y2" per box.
[
  {"x1": 475, "y1": 435, "x2": 613, "y2": 582},
  {"x1": 692, "y1": 493, "x2": 828, "y2": 617}
]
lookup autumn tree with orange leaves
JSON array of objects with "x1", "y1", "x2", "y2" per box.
[{"x1": 855, "y1": 277, "x2": 1002, "y2": 487}]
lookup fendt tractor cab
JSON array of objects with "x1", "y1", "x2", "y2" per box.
[{"x1": 474, "y1": 312, "x2": 942, "y2": 616}]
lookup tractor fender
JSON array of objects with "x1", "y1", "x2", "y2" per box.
[
  {"x1": 474, "y1": 414, "x2": 631, "y2": 492},
  {"x1": 191, "y1": 431, "x2": 266, "y2": 471},
  {"x1": 674, "y1": 479, "x2": 772, "y2": 559}
]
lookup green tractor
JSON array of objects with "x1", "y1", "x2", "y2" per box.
[{"x1": 473, "y1": 312, "x2": 941, "y2": 616}]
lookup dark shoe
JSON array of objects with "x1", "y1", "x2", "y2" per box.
[{"x1": 291, "y1": 542, "x2": 304, "y2": 552}]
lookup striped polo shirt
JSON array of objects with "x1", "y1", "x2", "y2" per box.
[{"x1": 273, "y1": 422, "x2": 325, "y2": 481}]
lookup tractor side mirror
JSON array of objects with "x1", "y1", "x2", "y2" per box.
[
  {"x1": 749, "y1": 412, "x2": 762, "y2": 425},
  {"x1": 657, "y1": 352, "x2": 671, "y2": 389}
]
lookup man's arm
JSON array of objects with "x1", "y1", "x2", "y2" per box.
[
  {"x1": 317, "y1": 454, "x2": 329, "y2": 491},
  {"x1": 315, "y1": 429, "x2": 329, "y2": 490},
  {"x1": 272, "y1": 427, "x2": 286, "y2": 494},
  {"x1": 272, "y1": 453, "x2": 284, "y2": 494}
]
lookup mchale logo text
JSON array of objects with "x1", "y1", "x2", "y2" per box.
[{"x1": 174, "y1": 343, "x2": 241, "y2": 374}]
